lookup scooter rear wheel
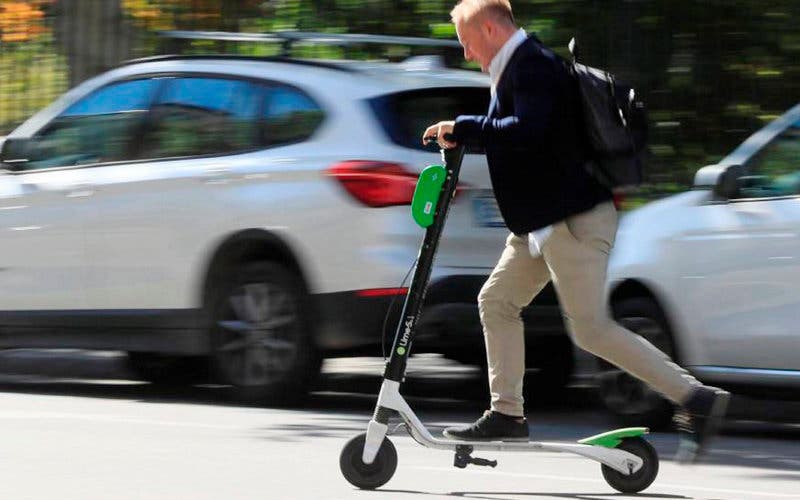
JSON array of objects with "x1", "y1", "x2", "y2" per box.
[
  {"x1": 340, "y1": 433, "x2": 397, "y2": 489},
  {"x1": 601, "y1": 437, "x2": 659, "y2": 493}
]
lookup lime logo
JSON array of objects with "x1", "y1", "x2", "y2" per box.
[
  {"x1": 398, "y1": 316, "x2": 414, "y2": 351},
  {"x1": 396, "y1": 347, "x2": 406, "y2": 356}
]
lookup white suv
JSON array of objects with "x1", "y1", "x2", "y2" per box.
[
  {"x1": 599, "y1": 103, "x2": 800, "y2": 426},
  {"x1": 0, "y1": 53, "x2": 573, "y2": 402}
]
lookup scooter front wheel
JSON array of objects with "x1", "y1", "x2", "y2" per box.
[
  {"x1": 340, "y1": 433, "x2": 397, "y2": 489},
  {"x1": 601, "y1": 436, "x2": 659, "y2": 493}
]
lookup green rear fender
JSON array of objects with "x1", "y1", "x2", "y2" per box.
[
  {"x1": 411, "y1": 165, "x2": 447, "y2": 228},
  {"x1": 578, "y1": 427, "x2": 649, "y2": 448}
]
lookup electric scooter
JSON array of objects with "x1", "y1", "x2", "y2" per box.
[{"x1": 339, "y1": 137, "x2": 659, "y2": 494}]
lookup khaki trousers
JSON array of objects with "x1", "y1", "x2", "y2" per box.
[{"x1": 479, "y1": 201, "x2": 699, "y2": 417}]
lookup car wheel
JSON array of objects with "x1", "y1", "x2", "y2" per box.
[
  {"x1": 127, "y1": 353, "x2": 208, "y2": 385},
  {"x1": 209, "y1": 261, "x2": 320, "y2": 405},
  {"x1": 596, "y1": 297, "x2": 675, "y2": 429},
  {"x1": 466, "y1": 336, "x2": 575, "y2": 406}
]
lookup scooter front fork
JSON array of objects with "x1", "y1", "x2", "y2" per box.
[
  {"x1": 362, "y1": 380, "x2": 400, "y2": 464},
  {"x1": 362, "y1": 418, "x2": 390, "y2": 464}
]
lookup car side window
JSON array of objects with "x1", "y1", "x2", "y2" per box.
[
  {"x1": 739, "y1": 120, "x2": 800, "y2": 198},
  {"x1": 140, "y1": 77, "x2": 264, "y2": 159},
  {"x1": 262, "y1": 86, "x2": 324, "y2": 147},
  {"x1": 22, "y1": 79, "x2": 160, "y2": 170},
  {"x1": 368, "y1": 87, "x2": 490, "y2": 152}
]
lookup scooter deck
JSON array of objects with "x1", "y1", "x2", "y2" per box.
[
  {"x1": 405, "y1": 428, "x2": 649, "y2": 451},
  {"x1": 439, "y1": 426, "x2": 649, "y2": 449},
  {"x1": 399, "y1": 423, "x2": 648, "y2": 476}
]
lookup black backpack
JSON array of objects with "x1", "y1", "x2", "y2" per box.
[{"x1": 567, "y1": 38, "x2": 647, "y2": 188}]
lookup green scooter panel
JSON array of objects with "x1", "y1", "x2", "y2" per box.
[
  {"x1": 577, "y1": 427, "x2": 649, "y2": 448},
  {"x1": 411, "y1": 165, "x2": 447, "y2": 228}
]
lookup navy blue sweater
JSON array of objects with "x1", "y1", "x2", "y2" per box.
[{"x1": 453, "y1": 35, "x2": 612, "y2": 234}]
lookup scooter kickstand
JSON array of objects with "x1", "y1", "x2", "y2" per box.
[{"x1": 454, "y1": 445, "x2": 498, "y2": 469}]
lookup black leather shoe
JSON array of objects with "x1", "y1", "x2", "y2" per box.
[
  {"x1": 674, "y1": 386, "x2": 730, "y2": 464},
  {"x1": 443, "y1": 410, "x2": 529, "y2": 442}
]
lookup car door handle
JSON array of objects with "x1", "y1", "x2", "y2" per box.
[
  {"x1": 203, "y1": 166, "x2": 232, "y2": 184},
  {"x1": 66, "y1": 183, "x2": 95, "y2": 198},
  {"x1": 734, "y1": 205, "x2": 771, "y2": 217},
  {"x1": 203, "y1": 166, "x2": 231, "y2": 177}
]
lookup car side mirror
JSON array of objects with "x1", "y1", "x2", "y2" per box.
[
  {"x1": 0, "y1": 137, "x2": 32, "y2": 170},
  {"x1": 713, "y1": 164, "x2": 745, "y2": 200}
]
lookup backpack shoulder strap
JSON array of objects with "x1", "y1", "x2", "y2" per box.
[{"x1": 568, "y1": 37, "x2": 579, "y2": 63}]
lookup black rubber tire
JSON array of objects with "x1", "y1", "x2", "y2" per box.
[
  {"x1": 127, "y1": 353, "x2": 208, "y2": 385},
  {"x1": 209, "y1": 261, "x2": 321, "y2": 405},
  {"x1": 596, "y1": 297, "x2": 676, "y2": 429},
  {"x1": 340, "y1": 433, "x2": 397, "y2": 490},
  {"x1": 601, "y1": 437, "x2": 659, "y2": 494}
]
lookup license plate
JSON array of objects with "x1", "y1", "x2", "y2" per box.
[{"x1": 472, "y1": 194, "x2": 505, "y2": 228}]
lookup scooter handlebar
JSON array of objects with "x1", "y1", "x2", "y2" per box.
[{"x1": 423, "y1": 133, "x2": 456, "y2": 146}]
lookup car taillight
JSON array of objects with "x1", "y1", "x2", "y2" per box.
[
  {"x1": 327, "y1": 160, "x2": 469, "y2": 208},
  {"x1": 326, "y1": 161, "x2": 419, "y2": 208}
]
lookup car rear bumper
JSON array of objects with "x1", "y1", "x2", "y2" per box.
[{"x1": 314, "y1": 274, "x2": 568, "y2": 357}]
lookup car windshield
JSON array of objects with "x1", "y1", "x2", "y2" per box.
[{"x1": 740, "y1": 119, "x2": 800, "y2": 198}]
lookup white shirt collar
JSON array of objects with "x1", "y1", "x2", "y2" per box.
[{"x1": 488, "y1": 28, "x2": 527, "y2": 95}]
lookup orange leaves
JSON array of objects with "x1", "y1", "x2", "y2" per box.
[
  {"x1": 0, "y1": 1, "x2": 50, "y2": 43},
  {"x1": 122, "y1": 0, "x2": 265, "y2": 30},
  {"x1": 0, "y1": 0, "x2": 270, "y2": 44},
  {"x1": 123, "y1": 0, "x2": 176, "y2": 31}
]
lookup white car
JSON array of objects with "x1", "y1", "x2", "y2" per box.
[
  {"x1": 0, "y1": 51, "x2": 573, "y2": 402},
  {"x1": 600, "y1": 103, "x2": 800, "y2": 426}
]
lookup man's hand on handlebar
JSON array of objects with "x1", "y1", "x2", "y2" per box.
[{"x1": 422, "y1": 121, "x2": 457, "y2": 149}]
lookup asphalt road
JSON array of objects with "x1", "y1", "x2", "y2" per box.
[{"x1": 0, "y1": 350, "x2": 798, "y2": 500}]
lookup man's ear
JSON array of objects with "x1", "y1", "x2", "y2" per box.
[{"x1": 482, "y1": 19, "x2": 494, "y2": 38}]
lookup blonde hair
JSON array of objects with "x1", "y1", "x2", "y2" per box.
[{"x1": 450, "y1": 0, "x2": 515, "y2": 26}]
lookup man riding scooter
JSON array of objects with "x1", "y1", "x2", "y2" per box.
[{"x1": 423, "y1": 0, "x2": 729, "y2": 463}]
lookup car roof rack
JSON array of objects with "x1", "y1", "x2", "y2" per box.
[
  {"x1": 157, "y1": 30, "x2": 461, "y2": 58},
  {"x1": 119, "y1": 53, "x2": 359, "y2": 73}
]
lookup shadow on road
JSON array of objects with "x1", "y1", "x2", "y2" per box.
[
  {"x1": 0, "y1": 349, "x2": 799, "y2": 474},
  {"x1": 378, "y1": 490, "x2": 688, "y2": 500}
]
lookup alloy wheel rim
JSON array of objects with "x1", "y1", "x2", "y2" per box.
[{"x1": 216, "y1": 282, "x2": 300, "y2": 387}]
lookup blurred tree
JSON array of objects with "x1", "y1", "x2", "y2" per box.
[
  {"x1": 52, "y1": 0, "x2": 136, "y2": 86},
  {"x1": 2, "y1": 0, "x2": 799, "y2": 193},
  {"x1": 122, "y1": 0, "x2": 265, "y2": 31},
  {"x1": 0, "y1": 1, "x2": 65, "y2": 134},
  {"x1": 122, "y1": 0, "x2": 268, "y2": 55},
  {"x1": 0, "y1": 0, "x2": 49, "y2": 42}
]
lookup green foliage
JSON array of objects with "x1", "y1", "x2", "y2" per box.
[
  {"x1": 1, "y1": 0, "x2": 798, "y2": 206},
  {"x1": 0, "y1": 35, "x2": 68, "y2": 134}
]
